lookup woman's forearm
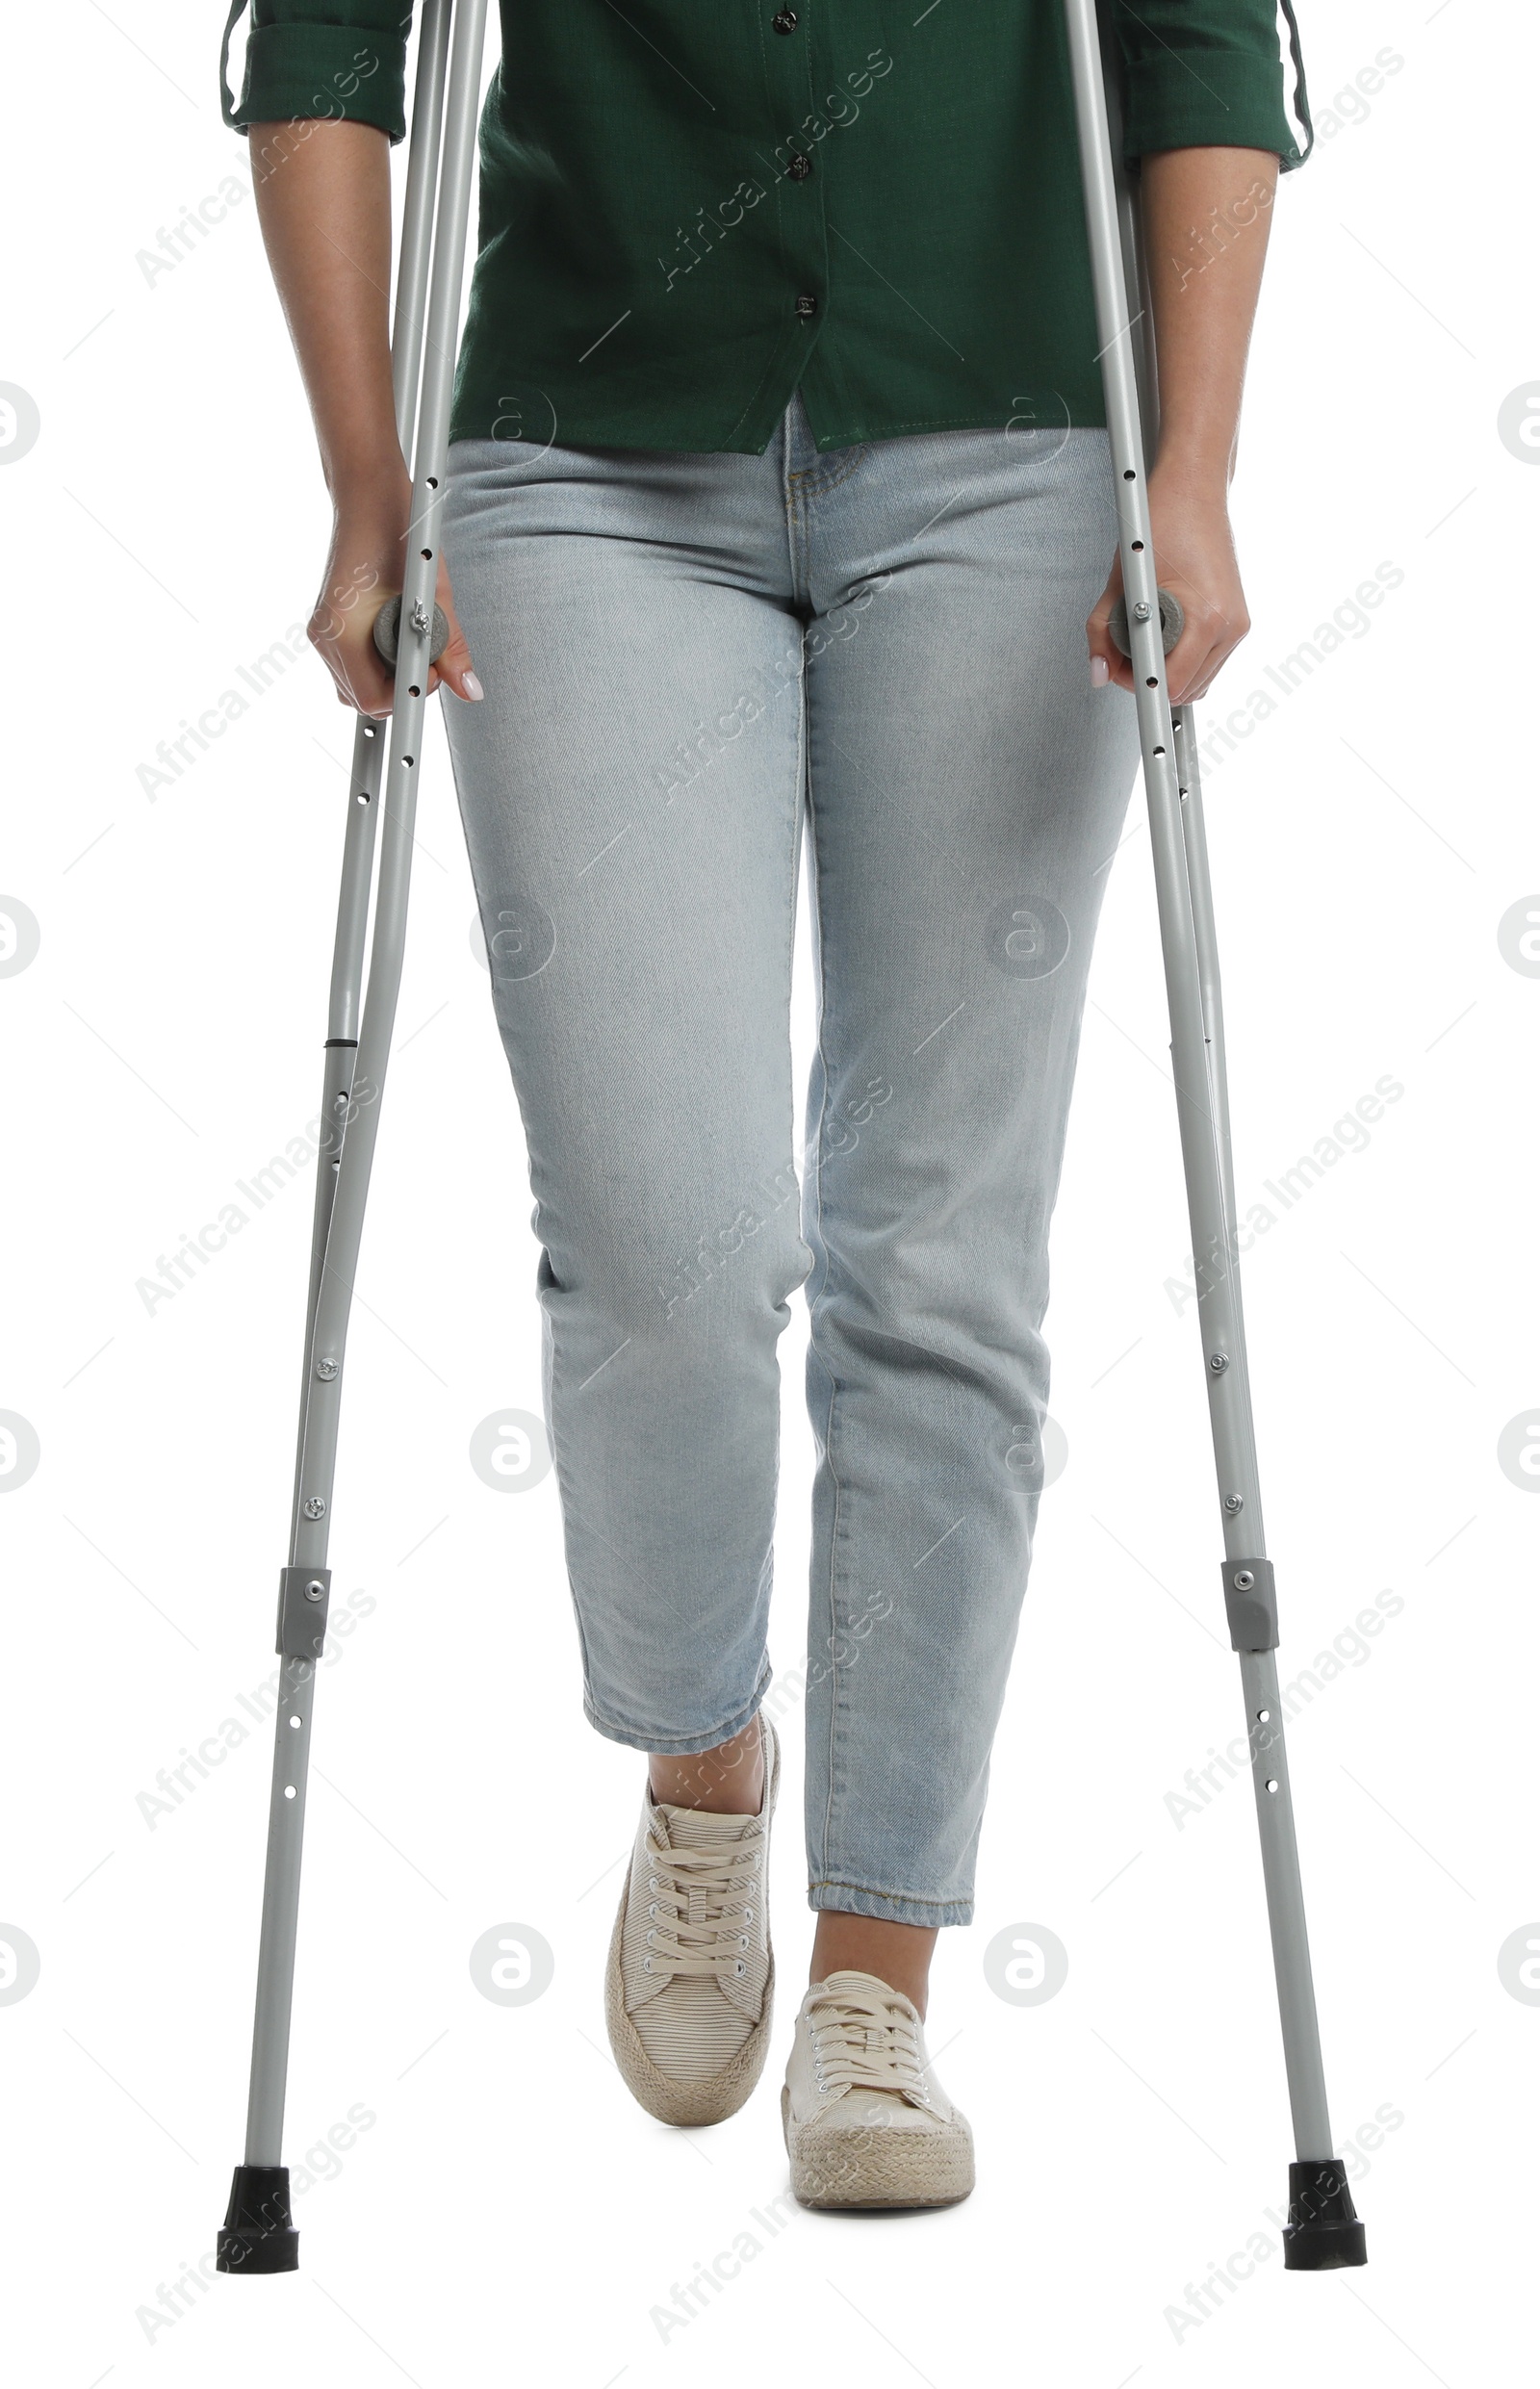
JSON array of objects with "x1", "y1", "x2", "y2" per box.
[
  {"x1": 249, "y1": 120, "x2": 403, "y2": 500},
  {"x1": 1086, "y1": 143, "x2": 1281, "y2": 704},
  {"x1": 244, "y1": 120, "x2": 477, "y2": 713},
  {"x1": 1140, "y1": 144, "x2": 1279, "y2": 489}
]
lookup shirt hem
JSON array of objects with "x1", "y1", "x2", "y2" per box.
[{"x1": 448, "y1": 392, "x2": 1111, "y2": 457}]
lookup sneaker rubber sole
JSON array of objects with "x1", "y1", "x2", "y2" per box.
[{"x1": 781, "y1": 2080, "x2": 975, "y2": 2209}]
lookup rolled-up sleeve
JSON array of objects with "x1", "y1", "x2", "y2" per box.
[
  {"x1": 222, "y1": 3, "x2": 413, "y2": 142},
  {"x1": 1114, "y1": 0, "x2": 1308, "y2": 171}
]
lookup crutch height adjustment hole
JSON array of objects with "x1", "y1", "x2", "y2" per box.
[
  {"x1": 1257, "y1": 1708, "x2": 1270, "y2": 1723},
  {"x1": 1265, "y1": 1779, "x2": 1279, "y2": 1794},
  {"x1": 1123, "y1": 468, "x2": 1136, "y2": 479},
  {"x1": 284, "y1": 1785, "x2": 296, "y2": 1800},
  {"x1": 289, "y1": 1715, "x2": 301, "y2": 1729},
  {"x1": 421, "y1": 549, "x2": 433, "y2": 560},
  {"x1": 1131, "y1": 539, "x2": 1144, "y2": 551}
]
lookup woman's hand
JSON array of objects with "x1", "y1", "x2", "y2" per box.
[
  {"x1": 310, "y1": 467, "x2": 481, "y2": 717},
  {"x1": 1086, "y1": 461, "x2": 1249, "y2": 707}
]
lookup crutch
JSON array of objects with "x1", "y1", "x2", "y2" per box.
[
  {"x1": 216, "y1": 0, "x2": 489, "y2": 2273},
  {"x1": 1063, "y1": 0, "x2": 1365, "y2": 2268}
]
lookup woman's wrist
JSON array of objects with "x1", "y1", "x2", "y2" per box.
[
  {"x1": 324, "y1": 449, "x2": 411, "y2": 513},
  {"x1": 1148, "y1": 447, "x2": 1235, "y2": 513}
]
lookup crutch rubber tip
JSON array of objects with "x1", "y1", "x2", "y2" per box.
[
  {"x1": 216, "y1": 2165, "x2": 299, "y2": 2273},
  {"x1": 1280, "y1": 2159, "x2": 1367, "y2": 2270}
]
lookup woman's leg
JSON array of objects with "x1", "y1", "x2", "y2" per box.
[
  {"x1": 793, "y1": 409, "x2": 1142, "y2": 1991},
  {"x1": 440, "y1": 433, "x2": 812, "y2": 1760},
  {"x1": 438, "y1": 425, "x2": 814, "y2": 2125}
]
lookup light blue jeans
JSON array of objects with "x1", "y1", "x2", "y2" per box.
[{"x1": 442, "y1": 396, "x2": 1140, "y2": 1926}]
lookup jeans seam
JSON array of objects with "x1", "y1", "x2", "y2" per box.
[
  {"x1": 802, "y1": 671, "x2": 844, "y2": 1888},
  {"x1": 780, "y1": 403, "x2": 808, "y2": 605},
  {"x1": 786, "y1": 444, "x2": 871, "y2": 498},
  {"x1": 808, "y1": 1878, "x2": 965, "y2": 1909}
]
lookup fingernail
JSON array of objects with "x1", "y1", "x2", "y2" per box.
[
  {"x1": 1090, "y1": 655, "x2": 1110, "y2": 688},
  {"x1": 463, "y1": 670, "x2": 484, "y2": 702}
]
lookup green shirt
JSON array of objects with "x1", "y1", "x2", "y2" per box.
[{"x1": 221, "y1": 2, "x2": 1309, "y2": 456}]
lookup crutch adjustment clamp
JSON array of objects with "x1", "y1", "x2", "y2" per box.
[
  {"x1": 372, "y1": 592, "x2": 450, "y2": 669},
  {"x1": 217, "y1": 2165, "x2": 299, "y2": 2273},
  {"x1": 1109, "y1": 587, "x2": 1184, "y2": 656},
  {"x1": 1222, "y1": 1557, "x2": 1278, "y2": 1653},
  {"x1": 1281, "y1": 2159, "x2": 1367, "y2": 2270},
  {"x1": 276, "y1": 1564, "x2": 332, "y2": 1659}
]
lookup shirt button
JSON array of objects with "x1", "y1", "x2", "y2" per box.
[
  {"x1": 795, "y1": 293, "x2": 817, "y2": 319},
  {"x1": 787, "y1": 152, "x2": 812, "y2": 182},
  {"x1": 772, "y1": 8, "x2": 798, "y2": 30}
]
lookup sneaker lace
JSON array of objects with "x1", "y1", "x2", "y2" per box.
[
  {"x1": 808, "y1": 1984, "x2": 929, "y2": 2100},
  {"x1": 643, "y1": 1832, "x2": 762, "y2": 1979}
]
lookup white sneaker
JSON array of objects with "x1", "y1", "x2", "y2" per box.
[
  {"x1": 604, "y1": 1716, "x2": 779, "y2": 2126},
  {"x1": 782, "y1": 1968, "x2": 975, "y2": 2208}
]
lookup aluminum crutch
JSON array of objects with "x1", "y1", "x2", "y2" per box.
[
  {"x1": 1061, "y1": 0, "x2": 1366, "y2": 2269},
  {"x1": 216, "y1": 0, "x2": 490, "y2": 2273}
]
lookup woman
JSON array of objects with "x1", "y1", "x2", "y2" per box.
[{"x1": 221, "y1": 0, "x2": 1309, "y2": 2210}]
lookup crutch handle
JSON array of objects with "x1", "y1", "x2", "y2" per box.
[
  {"x1": 1109, "y1": 587, "x2": 1184, "y2": 657},
  {"x1": 372, "y1": 591, "x2": 451, "y2": 668}
]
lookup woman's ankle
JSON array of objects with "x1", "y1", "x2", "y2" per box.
[
  {"x1": 809, "y1": 1914, "x2": 938, "y2": 2018},
  {"x1": 647, "y1": 1713, "x2": 764, "y2": 1815}
]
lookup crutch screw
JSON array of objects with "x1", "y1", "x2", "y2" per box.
[
  {"x1": 302, "y1": 1497, "x2": 326, "y2": 1520},
  {"x1": 303, "y1": 1580, "x2": 325, "y2": 1603},
  {"x1": 315, "y1": 1358, "x2": 339, "y2": 1380},
  {"x1": 1224, "y1": 1494, "x2": 1244, "y2": 1513},
  {"x1": 1209, "y1": 1351, "x2": 1229, "y2": 1373},
  {"x1": 1132, "y1": 601, "x2": 1152, "y2": 623},
  {"x1": 1233, "y1": 1569, "x2": 1256, "y2": 1591}
]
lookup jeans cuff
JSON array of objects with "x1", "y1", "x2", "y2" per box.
[
  {"x1": 581, "y1": 1658, "x2": 772, "y2": 1757},
  {"x1": 807, "y1": 1880, "x2": 973, "y2": 1930}
]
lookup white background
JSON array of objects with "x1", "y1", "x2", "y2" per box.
[{"x1": 2, "y1": 2, "x2": 1536, "y2": 2382}]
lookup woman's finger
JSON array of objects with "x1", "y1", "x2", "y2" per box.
[
  {"x1": 429, "y1": 637, "x2": 483, "y2": 703},
  {"x1": 1164, "y1": 623, "x2": 1217, "y2": 708},
  {"x1": 309, "y1": 599, "x2": 397, "y2": 717},
  {"x1": 426, "y1": 582, "x2": 482, "y2": 702},
  {"x1": 1086, "y1": 567, "x2": 1135, "y2": 694}
]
